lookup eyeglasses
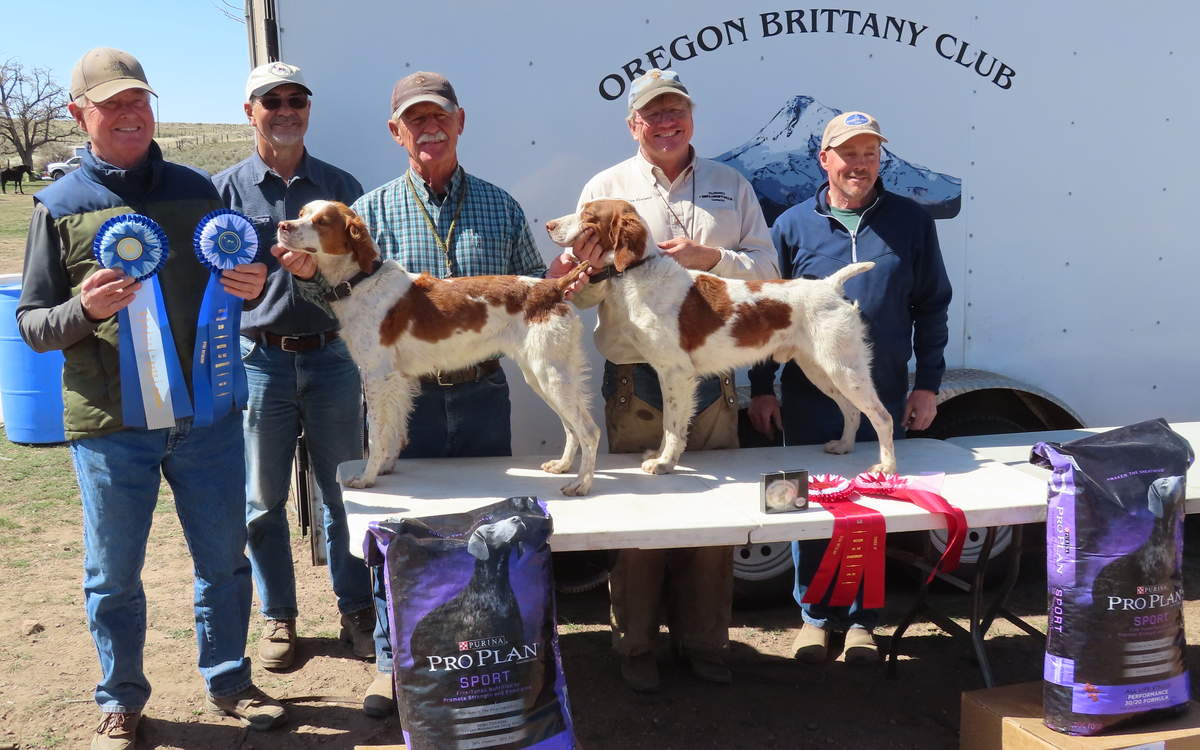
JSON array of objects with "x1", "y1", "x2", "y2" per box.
[
  {"x1": 401, "y1": 111, "x2": 453, "y2": 129},
  {"x1": 636, "y1": 106, "x2": 690, "y2": 126},
  {"x1": 258, "y1": 94, "x2": 309, "y2": 111},
  {"x1": 93, "y1": 94, "x2": 152, "y2": 112}
]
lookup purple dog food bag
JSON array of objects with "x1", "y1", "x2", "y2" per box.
[
  {"x1": 366, "y1": 496, "x2": 575, "y2": 750},
  {"x1": 1032, "y1": 418, "x2": 1193, "y2": 735}
]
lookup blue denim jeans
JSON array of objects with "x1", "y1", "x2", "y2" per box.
[
  {"x1": 792, "y1": 539, "x2": 879, "y2": 631},
  {"x1": 70, "y1": 411, "x2": 253, "y2": 711},
  {"x1": 241, "y1": 337, "x2": 372, "y2": 619},
  {"x1": 372, "y1": 368, "x2": 512, "y2": 673}
]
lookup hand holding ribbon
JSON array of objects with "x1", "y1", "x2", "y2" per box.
[
  {"x1": 92, "y1": 214, "x2": 192, "y2": 430},
  {"x1": 191, "y1": 209, "x2": 259, "y2": 427}
]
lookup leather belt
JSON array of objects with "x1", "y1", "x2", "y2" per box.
[
  {"x1": 419, "y1": 359, "x2": 501, "y2": 387},
  {"x1": 256, "y1": 331, "x2": 340, "y2": 353}
]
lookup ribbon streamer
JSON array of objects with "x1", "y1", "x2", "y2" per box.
[
  {"x1": 803, "y1": 474, "x2": 887, "y2": 610},
  {"x1": 853, "y1": 472, "x2": 967, "y2": 582},
  {"x1": 191, "y1": 209, "x2": 258, "y2": 427},
  {"x1": 93, "y1": 214, "x2": 192, "y2": 429}
]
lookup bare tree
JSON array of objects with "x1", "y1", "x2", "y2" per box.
[{"x1": 0, "y1": 59, "x2": 72, "y2": 169}]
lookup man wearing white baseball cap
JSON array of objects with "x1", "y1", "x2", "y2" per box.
[
  {"x1": 214, "y1": 60, "x2": 374, "y2": 678},
  {"x1": 749, "y1": 110, "x2": 952, "y2": 665},
  {"x1": 547, "y1": 68, "x2": 777, "y2": 693}
]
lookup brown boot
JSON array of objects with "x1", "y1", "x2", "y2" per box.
[
  {"x1": 206, "y1": 684, "x2": 286, "y2": 730},
  {"x1": 688, "y1": 651, "x2": 732, "y2": 685},
  {"x1": 91, "y1": 711, "x2": 140, "y2": 750},
  {"x1": 340, "y1": 607, "x2": 376, "y2": 660},
  {"x1": 620, "y1": 652, "x2": 660, "y2": 693},
  {"x1": 792, "y1": 623, "x2": 829, "y2": 664},
  {"x1": 843, "y1": 627, "x2": 879, "y2": 664},
  {"x1": 363, "y1": 671, "x2": 395, "y2": 718},
  {"x1": 257, "y1": 618, "x2": 296, "y2": 670}
]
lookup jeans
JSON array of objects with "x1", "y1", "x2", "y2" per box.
[
  {"x1": 241, "y1": 337, "x2": 372, "y2": 619},
  {"x1": 71, "y1": 410, "x2": 253, "y2": 711},
  {"x1": 373, "y1": 368, "x2": 513, "y2": 673},
  {"x1": 792, "y1": 539, "x2": 879, "y2": 631}
]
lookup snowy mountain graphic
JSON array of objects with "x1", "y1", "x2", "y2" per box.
[{"x1": 713, "y1": 96, "x2": 961, "y2": 225}]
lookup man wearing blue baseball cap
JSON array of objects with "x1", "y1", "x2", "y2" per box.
[{"x1": 547, "y1": 68, "x2": 777, "y2": 692}]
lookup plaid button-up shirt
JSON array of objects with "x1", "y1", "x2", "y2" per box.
[{"x1": 352, "y1": 166, "x2": 545, "y2": 278}]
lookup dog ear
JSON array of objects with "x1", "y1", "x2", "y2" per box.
[
  {"x1": 343, "y1": 206, "x2": 379, "y2": 273},
  {"x1": 466, "y1": 529, "x2": 491, "y2": 561},
  {"x1": 612, "y1": 209, "x2": 647, "y2": 272}
]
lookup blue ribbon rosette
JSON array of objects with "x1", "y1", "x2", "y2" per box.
[
  {"x1": 191, "y1": 209, "x2": 259, "y2": 427},
  {"x1": 93, "y1": 214, "x2": 194, "y2": 429}
]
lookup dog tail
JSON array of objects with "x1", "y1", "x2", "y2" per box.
[
  {"x1": 552, "y1": 260, "x2": 592, "y2": 293},
  {"x1": 826, "y1": 261, "x2": 875, "y2": 292}
]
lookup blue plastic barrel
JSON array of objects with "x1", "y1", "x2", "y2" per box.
[{"x1": 0, "y1": 283, "x2": 65, "y2": 443}]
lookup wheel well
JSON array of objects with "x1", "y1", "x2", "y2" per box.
[{"x1": 915, "y1": 388, "x2": 1083, "y2": 440}]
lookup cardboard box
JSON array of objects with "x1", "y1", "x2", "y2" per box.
[{"x1": 961, "y1": 681, "x2": 1200, "y2": 750}]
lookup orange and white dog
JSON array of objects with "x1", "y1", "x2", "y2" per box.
[
  {"x1": 278, "y1": 200, "x2": 599, "y2": 495},
  {"x1": 546, "y1": 198, "x2": 895, "y2": 476}
]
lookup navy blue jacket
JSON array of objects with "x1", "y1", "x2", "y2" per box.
[{"x1": 748, "y1": 180, "x2": 951, "y2": 438}]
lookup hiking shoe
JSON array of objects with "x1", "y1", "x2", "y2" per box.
[
  {"x1": 792, "y1": 623, "x2": 829, "y2": 664},
  {"x1": 340, "y1": 607, "x2": 376, "y2": 660},
  {"x1": 620, "y1": 652, "x2": 660, "y2": 693},
  {"x1": 257, "y1": 618, "x2": 296, "y2": 670},
  {"x1": 363, "y1": 671, "x2": 395, "y2": 718},
  {"x1": 91, "y1": 711, "x2": 140, "y2": 750},
  {"x1": 843, "y1": 627, "x2": 879, "y2": 664},
  {"x1": 206, "y1": 684, "x2": 286, "y2": 730},
  {"x1": 688, "y1": 651, "x2": 732, "y2": 685}
]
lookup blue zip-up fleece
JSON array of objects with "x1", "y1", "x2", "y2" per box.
[{"x1": 748, "y1": 179, "x2": 951, "y2": 438}]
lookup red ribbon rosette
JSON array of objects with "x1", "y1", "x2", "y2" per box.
[
  {"x1": 803, "y1": 474, "x2": 887, "y2": 609},
  {"x1": 852, "y1": 472, "x2": 967, "y2": 582}
]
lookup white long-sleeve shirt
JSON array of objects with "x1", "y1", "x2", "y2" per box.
[{"x1": 573, "y1": 150, "x2": 778, "y2": 363}]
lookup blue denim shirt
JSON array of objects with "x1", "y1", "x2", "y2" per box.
[{"x1": 213, "y1": 149, "x2": 363, "y2": 337}]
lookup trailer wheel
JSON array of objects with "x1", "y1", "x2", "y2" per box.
[
  {"x1": 732, "y1": 542, "x2": 794, "y2": 607},
  {"x1": 552, "y1": 550, "x2": 617, "y2": 594}
]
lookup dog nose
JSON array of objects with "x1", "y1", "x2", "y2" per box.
[
  {"x1": 545, "y1": 220, "x2": 557, "y2": 232},
  {"x1": 279, "y1": 221, "x2": 293, "y2": 232}
]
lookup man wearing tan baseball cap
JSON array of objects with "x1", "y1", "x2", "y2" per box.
[
  {"x1": 23, "y1": 46, "x2": 283, "y2": 750},
  {"x1": 749, "y1": 108, "x2": 951, "y2": 668},
  {"x1": 343, "y1": 69, "x2": 545, "y2": 717}
]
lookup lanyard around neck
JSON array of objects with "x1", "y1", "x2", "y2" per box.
[
  {"x1": 406, "y1": 171, "x2": 468, "y2": 275},
  {"x1": 652, "y1": 164, "x2": 696, "y2": 240}
]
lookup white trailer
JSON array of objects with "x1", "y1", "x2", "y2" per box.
[{"x1": 244, "y1": 0, "x2": 1200, "y2": 596}]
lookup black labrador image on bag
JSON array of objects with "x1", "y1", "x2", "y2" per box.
[{"x1": 366, "y1": 496, "x2": 576, "y2": 750}]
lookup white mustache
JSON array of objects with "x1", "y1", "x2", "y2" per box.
[{"x1": 417, "y1": 131, "x2": 448, "y2": 144}]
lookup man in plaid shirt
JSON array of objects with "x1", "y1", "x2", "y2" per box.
[{"x1": 352, "y1": 70, "x2": 546, "y2": 718}]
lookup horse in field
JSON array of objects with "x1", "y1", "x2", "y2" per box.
[{"x1": 1, "y1": 165, "x2": 35, "y2": 194}]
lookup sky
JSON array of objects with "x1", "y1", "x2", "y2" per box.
[{"x1": 7, "y1": 0, "x2": 251, "y2": 123}]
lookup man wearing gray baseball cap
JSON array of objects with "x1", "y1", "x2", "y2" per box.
[
  {"x1": 214, "y1": 60, "x2": 375, "y2": 679},
  {"x1": 347, "y1": 69, "x2": 545, "y2": 717},
  {"x1": 18, "y1": 47, "x2": 282, "y2": 748},
  {"x1": 546, "y1": 68, "x2": 777, "y2": 693},
  {"x1": 748, "y1": 110, "x2": 951, "y2": 665}
]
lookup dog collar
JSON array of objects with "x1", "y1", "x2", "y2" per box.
[
  {"x1": 587, "y1": 256, "x2": 651, "y2": 284},
  {"x1": 323, "y1": 260, "x2": 382, "y2": 301}
]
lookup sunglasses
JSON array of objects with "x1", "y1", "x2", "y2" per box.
[{"x1": 258, "y1": 94, "x2": 309, "y2": 110}]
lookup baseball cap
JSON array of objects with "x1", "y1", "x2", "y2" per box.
[
  {"x1": 820, "y1": 111, "x2": 888, "y2": 150},
  {"x1": 390, "y1": 72, "x2": 458, "y2": 119},
  {"x1": 245, "y1": 61, "x2": 312, "y2": 100},
  {"x1": 69, "y1": 47, "x2": 155, "y2": 103},
  {"x1": 628, "y1": 69, "x2": 691, "y2": 111}
]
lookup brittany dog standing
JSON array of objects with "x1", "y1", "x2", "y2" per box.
[
  {"x1": 276, "y1": 200, "x2": 600, "y2": 495},
  {"x1": 546, "y1": 198, "x2": 896, "y2": 476}
]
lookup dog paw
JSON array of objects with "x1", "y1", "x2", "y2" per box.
[
  {"x1": 641, "y1": 458, "x2": 674, "y2": 475},
  {"x1": 541, "y1": 459, "x2": 571, "y2": 474},
  {"x1": 560, "y1": 478, "x2": 592, "y2": 496},
  {"x1": 378, "y1": 457, "x2": 396, "y2": 476},
  {"x1": 344, "y1": 474, "x2": 376, "y2": 489},
  {"x1": 823, "y1": 439, "x2": 854, "y2": 455},
  {"x1": 868, "y1": 461, "x2": 898, "y2": 475}
]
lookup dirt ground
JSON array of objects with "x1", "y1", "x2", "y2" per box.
[{"x1": 3, "y1": 512, "x2": 1200, "y2": 750}]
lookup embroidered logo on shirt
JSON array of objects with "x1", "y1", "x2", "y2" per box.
[{"x1": 698, "y1": 191, "x2": 733, "y2": 203}]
